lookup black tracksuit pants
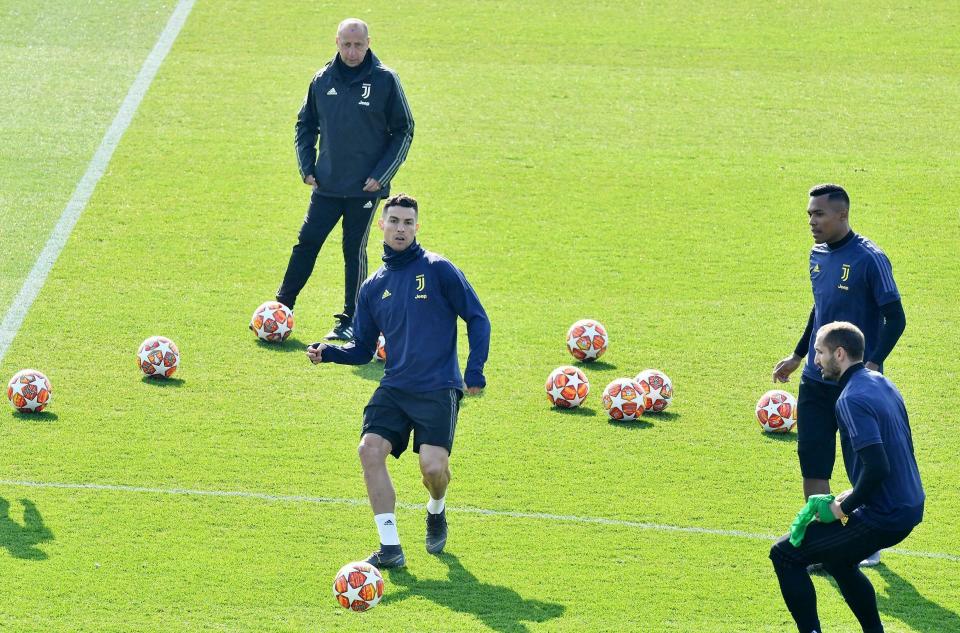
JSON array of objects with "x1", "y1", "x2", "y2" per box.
[
  {"x1": 277, "y1": 190, "x2": 381, "y2": 316},
  {"x1": 769, "y1": 514, "x2": 913, "y2": 633}
]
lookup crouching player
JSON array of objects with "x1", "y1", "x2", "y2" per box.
[
  {"x1": 307, "y1": 193, "x2": 490, "y2": 567},
  {"x1": 770, "y1": 322, "x2": 924, "y2": 633}
]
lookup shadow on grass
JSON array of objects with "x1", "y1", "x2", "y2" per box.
[
  {"x1": 550, "y1": 405, "x2": 597, "y2": 417},
  {"x1": 11, "y1": 410, "x2": 58, "y2": 422},
  {"x1": 141, "y1": 376, "x2": 186, "y2": 388},
  {"x1": 874, "y1": 564, "x2": 960, "y2": 633},
  {"x1": 0, "y1": 498, "x2": 53, "y2": 560},
  {"x1": 643, "y1": 410, "x2": 681, "y2": 421},
  {"x1": 608, "y1": 419, "x2": 653, "y2": 430},
  {"x1": 255, "y1": 337, "x2": 310, "y2": 353},
  {"x1": 384, "y1": 553, "x2": 564, "y2": 633},
  {"x1": 763, "y1": 431, "x2": 798, "y2": 443},
  {"x1": 577, "y1": 360, "x2": 617, "y2": 370}
]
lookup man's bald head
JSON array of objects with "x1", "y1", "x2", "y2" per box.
[
  {"x1": 335, "y1": 18, "x2": 370, "y2": 67},
  {"x1": 337, "y1": 18, "x2": 369, "y2": 38}
]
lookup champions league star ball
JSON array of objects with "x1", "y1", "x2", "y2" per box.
[
  {"x1": 7, "y1": 370, "x2": 52, "y2": 413},
  {"x1": 375, "y1": 334, "x2": 387, "y2": 362},
  {"x1": 545, "y1": 365, "x2": 590, "y2": 408},
  {"x1": 601, "y1": 378, "x2": 644, "y2": 421},
  {"x1": 333, "y1": 561, "x2": 385, "y2": 612},
  {"x1": 566, "y1": 319, "x2": 608, "y2": 362},
  {"x1": 137, "y1": 336, "x2": 180, "y2": 378},
  {"x1": 756, "y1": 389, "x2": 797, "y2": 433},
  {"x1": 250, "y1": 301, "x2": 294, "y2": 343},
  {"x1": 635, "y1": 369, "x2": 673, "y2": 413}
]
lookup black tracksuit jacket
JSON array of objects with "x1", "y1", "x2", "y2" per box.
[{"x1": 295, "y1": 50, "x2": 414, "y2": 198}]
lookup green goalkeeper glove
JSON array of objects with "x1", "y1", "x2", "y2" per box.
[{"x1": 788, "y1": 494, "x2": 836, "y2": 547}]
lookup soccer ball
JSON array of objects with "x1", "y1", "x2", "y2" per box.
[
  {"x1": 250, "y1": 301, "x2": 294, "y2": 343},
  {"x1": 7, "y1": 370, "x2": 52, "y2": 413},
  {"x1": 137, "y1": 336, "x2": 180, "y2": 378},
  {"x1": 756, "y1": 389, "x2": 797, "y2": 433},
  {"x1": 601, "y1": 378, "x2": 644, "y2": 421},
  {"x1": 566, "y1": 319, "x2": 608, "y2": 362},
  {"x1": 545, "y1": 365, "x2": 589, "y2": 408},
  {"x1": 333, "y1": 561, "x2": 384, "y2": 612},
  {"x1": 635, "y1": 369, "x2": 673, "y2": 413},
  {"x1": 375, "y1": 334, "x2": 386, "y2": 362}
]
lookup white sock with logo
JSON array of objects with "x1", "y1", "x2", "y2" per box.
[
  {"x1": 374, "y1": 513, "x2": 400, "y2": 546},
  {"x1": 427, "y1": 496, "x2": 445, "y2": 514}
]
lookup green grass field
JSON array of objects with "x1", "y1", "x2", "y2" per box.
[{"x1": 2, "y1": 1, "x2": 959, "y2": 631}]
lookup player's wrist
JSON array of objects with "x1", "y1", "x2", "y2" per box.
[{"x1": 832, "y1": 501, "x2": 848, "y2": 524}]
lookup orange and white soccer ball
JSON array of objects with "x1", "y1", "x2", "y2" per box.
[
  {"x1": 375, "y1": 334, "x2": 387, "y2": 362},
  {"x1": 250, "y1": 301, "x2": 294, "y2": 343},
  {"x1": 756, "y1": 389, "x2": 797, "y2": 433},
  {"x1": 333, "y1": 561, "x2": 384, "y2": 612},
  {"x1": 601, "y1": 378, "x2": 644, "y2": 421},
  {"x1": 545, "y1": 365, "x2": 589, "y2": 408},
  {"x1": 137, "y1": 336, "x2": 180, "y2": 378},
  {"x1": 635, "y1": 369, "x2": 673, "y2": 413},
  {"x1": 566, "y1": 319, "x2": 608, "y2": 362},
  {"x1": 7, "y1": 370, "x2": 52, "y2": 413}
]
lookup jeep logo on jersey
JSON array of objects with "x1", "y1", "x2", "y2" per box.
[
  {"x1": 416, "y1": 274, "x2": 425, "y2": 291},
  {"x1": 361, "y1": 83, "x2": 371, "y2": 99},
  {"x1": 841, "y1": 264, "x2": 851, "y2": 282}
]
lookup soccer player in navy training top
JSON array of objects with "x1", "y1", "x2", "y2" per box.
[
  {"x1": 772, "y1": 184, "x2": 906, "y2": 566},
  {"x1": 770, "y1": 321, "x2": 924, "y2": 633},
  {"x1": 306, "y1": 193, "x2": 490, "y2": 568}
]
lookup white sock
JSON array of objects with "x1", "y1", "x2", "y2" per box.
[
  {"x1": 426, "y1": 496, "x2": 445, "y2": 514},
  {"x1": 374, "y1": 513, "x2": 400, "y2": 546}
]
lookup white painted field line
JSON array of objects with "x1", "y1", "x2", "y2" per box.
[
  {"x1": 1, "y1": 478, "x2": 956, "y2": 563},
  {"x1": 0, "y1": 0, "x2": 196, "y2": 365}
]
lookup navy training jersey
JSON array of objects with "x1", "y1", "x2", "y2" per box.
[
  {"x1": 803, "y1": 233, "x2": 900, "y2": 383},
  {"x1": 321, "y1": 242, "x2": 490, "y2": 392},
  {"x1": 836, "y1": 367, "x2": 924, "y2": 530}
]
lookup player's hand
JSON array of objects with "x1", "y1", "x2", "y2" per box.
[
  {"x1": 827, "y1": 500, "x2": 846, "y2": 521},
  {"x1": 306, "y1": 342, "x2": 327, "y2": 364},
  {"x1": 834, "y1": 489, "x2": 853, "y2": 505},
  {"x1": 865, "y1": 361, "x2": 879, "y2": 371},
  {"x1": 466, "y1": 386, "x2": 483, "y2": 396},
  {"x1": 362, "y1": 177, "x2": 381, "y2": 192},
  {"x1": 304, "y1": 175, "x2": 318, "y2": 188},
  {"x1": 772, "y1": 354, "x2": 802, "y2": 383}
]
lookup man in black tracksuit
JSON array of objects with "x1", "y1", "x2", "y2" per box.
[{"x1": 277, "y1": 18, "x2": 415, "y2": 341}]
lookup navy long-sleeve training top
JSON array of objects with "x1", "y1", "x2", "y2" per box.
[{"x1": 320, "y1": 242, "x2": 490, "y2": 392}]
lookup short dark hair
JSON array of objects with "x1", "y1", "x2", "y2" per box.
[
  {"x1": 809, "y1": 183, "x2": 850, "y2": 207},
  {"x1": 382, "y1": 192, "x2": 418, "y2": 216},
  {"x1": 818, "y1": 321, "x2": 865, "y2": 361}
]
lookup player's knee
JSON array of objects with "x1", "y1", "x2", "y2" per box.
[
  {"x1": 295, "y1": 234, "x2": 323, "y2": 252},
  {"x1": 357, "y1": 439, "x2": 388, "y2": 467},
  {"x1": 768, "y1": 541, "x2": 795, "y2": 571},
  {"x1": 420, "y1": 457, "x2": 448, "y2": 481}
]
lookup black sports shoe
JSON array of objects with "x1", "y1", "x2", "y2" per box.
[
  {"x1": 324, "y1": 313, "x2": 354, "y2": 341},
  {"x1": 425, "y1": 510, "x2": 448, "y2": 554},
  {"x1": 365, "y1": 544, "x2": 405, "y2": 568}
]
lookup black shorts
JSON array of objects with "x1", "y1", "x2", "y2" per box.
[
  {"x1": 362, "y1": 386, "x2": 462, "y2": 458},
  {"x1": 796, "y1": 377, "x2": 844, "y2": 479},
  {"x1": 770, "y1": 513, "x2": 912, "y2": 570}
]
